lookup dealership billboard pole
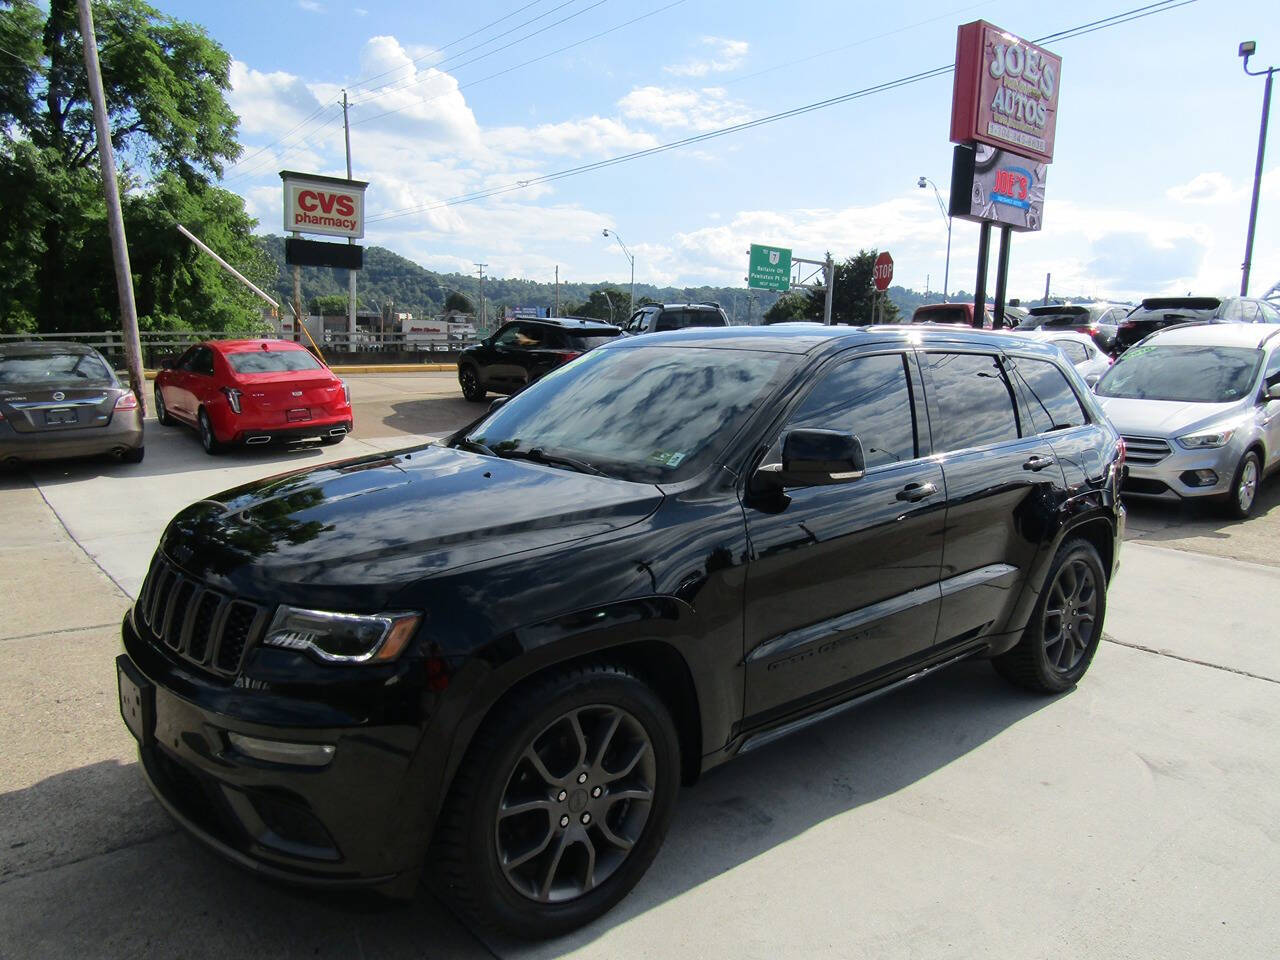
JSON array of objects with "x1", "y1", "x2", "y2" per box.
[
  {"x1": 76, "y1": 0, "x2": 145, "y2": 411},
  {"x1": 949, "y1": 20, "x2": 1061, "y2": 326}
]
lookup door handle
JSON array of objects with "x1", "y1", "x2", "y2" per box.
[
  {"x1": 896, "y1": 481, "x2": 937, "y2": 502},
  {"x1": 1023, "y1": 455, "x2": 1055, "y2": 472}
]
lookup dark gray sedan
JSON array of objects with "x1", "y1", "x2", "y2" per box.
[{"x1": 0, "y1": 341, "x2": 144, "y2": 464}]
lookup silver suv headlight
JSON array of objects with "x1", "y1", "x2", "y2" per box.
[
  {"x1": 263, "y1": 606, "x2": 421, "y2": 664},
  {"x1": 1175, "y1": 428, "x2": 1235, "y2": 449}
]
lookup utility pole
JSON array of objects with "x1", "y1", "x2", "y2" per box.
[
  {"x1": 475, "y1": 263, "x2": 487, "y2": 329},
  {"x1": 342, "y1": 89, "x2": 357, "y2": 345},
  {"x1": 823, "y1": 253, "x2": 835, "y2": 325},
  {"x1": 1239, "y1": 42, "x2": 1275, "y2": 296},
  {"x1": 554, "y1": 265, "x2": 560, "y2": 318},
  {"x1": 1043, "y1": 272, "x2": 1051, "y2": 305},
  {"x1": 76, "y1": 0, "x2": 144, "y2": 410}
]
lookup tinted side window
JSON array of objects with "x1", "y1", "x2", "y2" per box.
[
  {"x1": 493, "y1": 324, "x2": 521, "y2": 346},
  {"x1": 925, "y1": 352, "x2": 1020, "y2": 451},
  {"x1": 192, "y1": 348, "x2": 215, "y2": 376},
  {"x1": 787, "y1": 353, "x2": 916, "y2": 469},
  {"x1": 1010, "y1": 357, "x2": 1088, "y2": 432},
  {"x1": 1259, "y1": 301, "x2": 1280, "y2": 324},
  {"x1": 1264, "y1": 348, "x2": 1280, "y2": 386}
]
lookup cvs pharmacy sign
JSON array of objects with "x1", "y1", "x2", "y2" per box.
[{"x1": 281, "y1": 170, "x2": 369, "y2": 239}]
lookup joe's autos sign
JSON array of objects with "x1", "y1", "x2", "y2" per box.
[
  {"x1": 950, "y1": 21, "x2": 1062, "y2": 164},
  {"x1": 280, "y1": 170, "x2": 368, "y2": 239}
]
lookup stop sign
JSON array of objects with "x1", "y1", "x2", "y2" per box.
[{"x1": 873, "y1": 251, "x2": 894, "y2": 291}]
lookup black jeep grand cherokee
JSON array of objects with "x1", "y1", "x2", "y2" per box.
[{"x1": 117, "y1": 324, "x2": 1124, "y2": 938}]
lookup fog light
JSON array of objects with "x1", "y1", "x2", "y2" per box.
[
  {"x1": 227, "y1": 732, "x2": 335, "y2": 767},
  {"x1": 1179, "y1": 469, "x2": 1219, "y2": 488}
]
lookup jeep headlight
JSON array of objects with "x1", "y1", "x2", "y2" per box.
[
  {"x1": 263, "y1": 606, "x2": 421, "y2": 664},
  {"x1": 1175, "y1": 429, "x2": 1235, "y2": 449}
]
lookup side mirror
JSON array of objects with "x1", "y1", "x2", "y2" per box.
[
  {"x1": 1265, "y1": 384, "x2": 1280, "y2": 402},
  {"x1": 488, "y1": 396, "x2": 509, "y2": 413},
  {"x1": 756, "y1": 429, "x2": 865, "y2": 491},
  {"x1": 158, "y1": 354, "x2": 177, "y2": 369},
  {"x1": 1085, "y1": 372, "x2": 1101, "y2": 388}
]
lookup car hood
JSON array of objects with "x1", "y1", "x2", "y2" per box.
[
  {"x1": 160, "y1": 443, "x2": 663, "y2": 608},
  {"x1": 1095, "y1": 395, "x2": 1244, "y2": 437}
]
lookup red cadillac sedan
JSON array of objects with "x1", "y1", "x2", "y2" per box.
[{"x1": 153, "y1": 340, "x2": 353, "y2": 455}]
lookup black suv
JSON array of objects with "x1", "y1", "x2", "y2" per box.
[
  {"x1": 116, "y1": 326, "x2": 1123, "y2": 938},
  {"x1": 1115, "y1": 296, "x2": 1280, "y2": 352},
  {"x1": 624, "y1": 301, "x2": 728, "y2": 335},
  {"x1": 458, "y1": 316, "x2": 621, "y2": 401}
]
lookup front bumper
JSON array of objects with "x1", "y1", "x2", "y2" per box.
[
  {"x1": 0, "y1": 411, "x2": 143, "y2": 462},
  {"x1": 119, "y1": 615, "x2": 427, "y2": 889},
  {"x1": 1120, "y1": 436, "x2": 1243, "y2": 501}
]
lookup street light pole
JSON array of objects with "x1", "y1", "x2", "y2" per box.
[
  {"x1": 1239, "y1": 41, "x2": 1275, "y2": 297},
  {"x1": 918, "y1": 176, "x2": 952, "y2": 299},
  {"x1": 602, "y1": 229, "x2": 635, "y2": 318}
]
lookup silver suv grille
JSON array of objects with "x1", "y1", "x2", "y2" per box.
[
  {"x1": 1121, "y1": 435, "x2": 1173, "y2": 466},
  {"x1": 134, "y1": 553, "x2": 267, "y2": 677}
]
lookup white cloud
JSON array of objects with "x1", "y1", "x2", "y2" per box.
[
  {"x1": 490, "y1": 117, "x2": 658, "y2": 157},
  {"x1": 297, "y1": 0, "x2": 323, "y2": 12},
  {"x1": 618, "y1": 86, "x2": 751, "y2": 132},
  {"x1": 665, "y1": 37, "x2": 748, "y2": 77},
  {"x1": 353, "y1": 6, "x2": 368, "y2": 14},
  {"x1": 1166, "y1": 172, "x2": 1238, "y2": 205}
]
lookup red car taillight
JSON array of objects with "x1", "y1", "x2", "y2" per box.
[
  {"x1": 222, "y1": 387, "x2": 242, "y2": 414},
  {"x1": 554, "y1": 351, "x2": 583, "y2": 364},
  {"x1": 115, "y1": 392, "x2": 138, "y2": 411}
]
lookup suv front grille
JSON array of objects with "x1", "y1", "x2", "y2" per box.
[
  {"x1": 135, "y1": 554, "x2": 268, "y2": 677},
  {"x1": 1121, "y1": 435, "x2": 1172, "y2": 466}
]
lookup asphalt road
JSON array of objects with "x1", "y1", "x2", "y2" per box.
[{"x1": 2, "y1": 371, "x2": 1278, "y2": 959}]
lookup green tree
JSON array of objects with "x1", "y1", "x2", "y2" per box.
[
  {"x1": 0, "y1": 0, "x2": 245, "y2": 333},
  {"x1": 804, "y1": 250, "x2": 900, "y2": 325},
  {"x1": 309, "y1": 293, "x2": 357, "y2": 316},
  {"x1": 444, "y1": 291, "x2": 473, "y2": 314},
  {"x1": 763, "y1": 293, "x2": 810, "y2": 324},
  {"x1": 564, "y1": 287, "x2": 627, "y2": 323}
]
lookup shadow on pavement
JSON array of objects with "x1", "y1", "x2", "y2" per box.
[
  {"x1": 1120, "y1": 477, "x2": 1280, "y2": 545},
  {"x1": 0, "y1": 660, "x2": 1058, "y2": 959},
  {"x1": 380, "y1": 396, "x2": 486, "y2": 437}
]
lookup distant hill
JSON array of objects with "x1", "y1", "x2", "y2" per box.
[
  {"x1": 256, "y1": 235, "x2": 1090, "y2": 324},
  {"x1": 257, "y1": 235, "x2": 783, "y2": 324}
]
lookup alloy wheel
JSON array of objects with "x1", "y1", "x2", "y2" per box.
[
  {"x1": 461, "y1": 367, "x2": 481, "y2": 399},
  {"x1": 1041, "y1": 557, "x2": 1098, "y2": 672},
  {"x1": 494, "y1": 704, "x2": 656, "y2": 904},
  {"x1": 1238, "y1": 457, "x2": 1258, "y2": 513},
  {"x1": 199, "y1": 412, "x2": 215, "y2": 452}
]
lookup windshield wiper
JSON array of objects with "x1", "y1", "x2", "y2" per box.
[
  {"x1": 501, "y1": 446, "x2": 609, "y2": 477},
  {"x1": 454, "y1": 436, "x2": 497, "y2": 457}
]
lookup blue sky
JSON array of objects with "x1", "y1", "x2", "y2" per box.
[{"x1": 160, "y1": 0, "x2": 1278, "y2": 301}]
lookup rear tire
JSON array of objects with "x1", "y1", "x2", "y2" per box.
[
  {"x1": 432, "y1": 662, "x2": 680, "y2": 939},
  {"x1": 120, "y1": 446, "x2": 145, "y2": 464},
  {"x1": 993, "y1": 537, "x2": 1107, "y2": 694},
  {"x1": 1222, "y1": 450, "x2": 1261, "y2": 520},
  {"x1": 197, "y1": 408, "x2": 223, "y2": 456},
  {"x1": 460, "y1": 364, "x2": 486, "y2": 402},
  {"x1": 320, "y1": 433, "x2": 345, "y2": 446},
  {"x1": 154, "y1": 386, "x2": 175, "y2": 426}
]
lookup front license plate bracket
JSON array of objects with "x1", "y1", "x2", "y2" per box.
[{"x1": 117, "y1": 655, "x2": 155, "y2": 747}]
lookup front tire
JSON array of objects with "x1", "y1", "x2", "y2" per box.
[
  {"x1": 154, "y1": 386, "x2": 175, "y2": 426},
  {"x1": 993, "y1": 537, "x2": 1107, "y2": 694},
  {"x1": 1223, "y1": 450, "x2": 1261, "y2": 520},
  {"x1": 459, "y1": 364, "x2": 487, "y2": 402},
  {"x1": 197, "y1": 408, "x2": 223, "y2": 456},
  {"x1": 432, "y1": 663, "x2": 681, "y2": 939}
]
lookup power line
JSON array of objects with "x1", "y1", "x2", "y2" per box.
[
  {"x1": 366, "y1": 0, "x2": 1197, "y2": 224},
  {"x1": 223, "y1": 111, "x2": 345, "y2": 184},
  {"x1": 353, "y1": 0, "x2": 687, "y2": 128},
  {"x1": 347, "y1": 0, "x2": 549, "y2": 92},
  {"x1": 351, "y1": 0, "x2": 610, "y2": 110},
  {"x1": 224, "y1": 100, "x2": 337, "y2": 174}
]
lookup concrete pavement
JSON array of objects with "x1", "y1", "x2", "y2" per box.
[{"x1": 2, "y1": 380, "x2": 1277, "y2": 958}]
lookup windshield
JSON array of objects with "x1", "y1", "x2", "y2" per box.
[
  {"x1": 0, "y1": 351, "x2": 115, "y2": 386},
  {"x1": 227, "y1": 349, "x2": 323, "y2": 374},
  {"x1": 465, "y1": 346, "x2": 793, "y2": 482},
  {"x1": 1095, "y1": 345, "x2": 1261, "y2": 403}
]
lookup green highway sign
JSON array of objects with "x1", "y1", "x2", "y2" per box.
[{"x1": 747, "y1": 244, "x2": 792, "y2": 292}]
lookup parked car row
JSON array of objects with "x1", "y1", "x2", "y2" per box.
[{"x1": 0, "y1": 338, "x2": 353, "y2": 464}]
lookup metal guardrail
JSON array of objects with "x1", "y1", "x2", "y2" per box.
[{"x1": 0, "y1": 328, "x2": 485, "y2": 365}]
